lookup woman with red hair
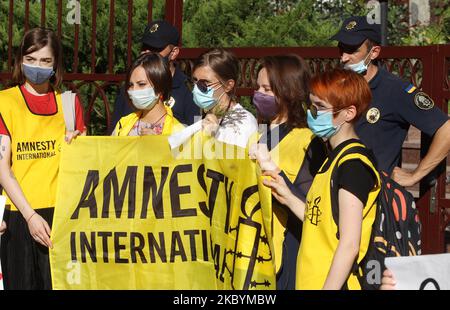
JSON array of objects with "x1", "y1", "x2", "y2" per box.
[{"x1": 262, "y1": 68, "x2": 381, "y2": 290}]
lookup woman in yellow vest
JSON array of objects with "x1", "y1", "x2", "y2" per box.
[
  {"x1": 112, "y1": 53, "x2": 183, "y2": 136},
  {"x1": 249, "y1": 55, "x2": 327, "y2": 289},
  {"x1": 263, "y1": 68, "x2": 380, "y2": 290},
  {"x1": 0, "y1": 28, "x2": 85, "y2": 289}
]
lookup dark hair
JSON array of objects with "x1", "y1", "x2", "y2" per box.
[
  {"x1": 12, "y1": 27, "x2": 63, "y2": 87},
  {"x1": 193, "y1": 48, "x2": 239, "y2": 97},
  {"x1": 259, "y1": 55, "x2": 310, "y2": 128},
  {"x1": 126, "y1": 52, "x2": 172, "y2": 102},
  {"x1": 310, "y1": 68, "x2": 372, "y2": 123}
]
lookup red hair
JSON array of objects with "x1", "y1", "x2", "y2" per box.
[{"x1": 310, "y1": 68, "x2": 372, "y2": 123}]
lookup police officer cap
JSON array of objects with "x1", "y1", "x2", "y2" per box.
[
  {"x1": 141, "y1": 20, "x2": 179, "y2": 50},
  {"x1": 330, "y1": 16, "x2": 381, "y2": 46}
]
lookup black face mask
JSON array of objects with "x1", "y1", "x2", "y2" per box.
[{"x1": 162, "y1": 49, "x2": 173, "y2": 65}]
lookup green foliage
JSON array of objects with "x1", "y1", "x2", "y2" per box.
[
  {"x1": 182, "y1": 0, "x2": 449, "y2": 47},
  {"x1": 401, "y1": 1, "x2": 450, "y2": 46},
  {"x1": 182, "y1": 0, "x2": 369, "y2": 47}
]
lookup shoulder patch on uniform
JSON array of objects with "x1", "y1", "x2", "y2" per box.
[
  {"x1": 404, "y1": 84, "x2": 416, "y2": 94},
  {"x1": 414, "y1": 92, "x2": 434, "y2": 110},
  {"x1": 366, "y1": 107, "x2": 380, "y2": 124}
]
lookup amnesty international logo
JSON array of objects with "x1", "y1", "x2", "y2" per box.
[
  {"x1": 15, "y1": 140, "x2": 57, "y2": 160},
  {"x1": 50, "y1": 137, "x2": 275, "y2": 290},
  {"x1": 306, "y1": 197, "x2": 322, "y2": 226}
]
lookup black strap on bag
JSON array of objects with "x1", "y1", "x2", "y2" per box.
[
  {"x1": 330, "y1": 145, "x2": 376, "y2": 238},
  {"x1": 329, "y1": 144, "x2": 378, "y2": 289}
]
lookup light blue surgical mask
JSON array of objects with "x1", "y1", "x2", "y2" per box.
[
  {"x1": 22, "y1": 63, "x2": 54, "y2": 85},
  {"x1": 127, "y1": 87, "x2": 159, "y2": 110},
  {"x1": 307, "y1": 109, "x2": 343, "y2": 138},
  {"x1": 344, "y1": 49, "x2": 373, "y2": 74},
  {"x1": 192, "y1": 84, "x2": 224, "y2": 111}
]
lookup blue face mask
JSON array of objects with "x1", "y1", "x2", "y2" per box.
[
  {"x1": 344, "y1": 49, "x2": 373, "y2": 74},
  {"x1": 192, "y1": 84, "x2": 224, "y2": 111},
  {"x1": 307, "y1": 109, "x2": 342, "y2": 138},
  {"x1": 127, "y1": 87, "x2": 159, "y2": 110},
  {"x1": 22, "y1": 63, "x2": 54, "y2": 85}
]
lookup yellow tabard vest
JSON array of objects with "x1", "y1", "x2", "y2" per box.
[
  {"x1": 113, "y1": 105, "x2": 184, "y2": 136},
  {"x1": 0, "y1": 86, "x2": 65, "y2": 211},
  {"x1": 296, "y1": 142, "x2": 380, "y2": 290},
  {"x1": 268, "y1": 127, "x2": 315, "y2": 274}
]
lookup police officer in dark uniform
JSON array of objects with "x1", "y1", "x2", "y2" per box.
[
  {"x1": 331, "y1": 16, "x2": 450, "y2": 187},
  {"x1": 111, "y1": 20, "x2": 200, "y2": 130}
]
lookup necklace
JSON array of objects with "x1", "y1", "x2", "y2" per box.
[
  {"x1": 218, "y1": 98, "x2": 233, "y2": 127},
  {"x1": 138, "y1": 112, "x2": 168, "y2": 135}
]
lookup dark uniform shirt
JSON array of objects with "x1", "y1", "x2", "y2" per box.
[
  {"x1": 111, "y1": 65, "x2": 200, "y2": 131},
  {"x1": 355, "y1": 66, "x2": 449, "y2": 173}
]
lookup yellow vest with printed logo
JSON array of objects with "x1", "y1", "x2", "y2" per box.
[
  {"x1": 268, "y1": 127, "x2": 315, "y2": 274},
  {"x1": 296, "y1": 142, "x2": 380, "y2": 290},
  {"x1": 0, "y1": 86, "x2": 65, "y2": 211}
]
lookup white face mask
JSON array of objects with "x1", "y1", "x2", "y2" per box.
[
  {"x1": 127, "y1": 87, "x2": 159, "y2": 110},
  {"x1": 344, "y1": 48, "x2": 373, "y2": 74}
]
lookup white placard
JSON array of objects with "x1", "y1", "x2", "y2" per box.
[
  {"x1": 0, "y1": 195, "x2": 5, "y2": 290},
  {"x1": 168, "y1": 120, "x2": 202, "y2": 149},
  {"x1": 385, "y1": 254, "x2": 450, "y2": 290}
]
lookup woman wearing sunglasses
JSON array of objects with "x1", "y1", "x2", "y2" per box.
[
  {"x1": 112, "y1": 53, "x2": 183, "y2": 136},
  {"x1": 249, "y1": 55, "x2": 327, "y2": 290},
  {"x1": 171, "y1": 49, "x2": 257, "y2": 149},
  {"x1": 262, "y1": 68, "x2": 380, "y2": 290}
]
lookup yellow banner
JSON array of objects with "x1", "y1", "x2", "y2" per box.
[{"x1": 50, "y1": 135, "x2": 274, "y2": 289}]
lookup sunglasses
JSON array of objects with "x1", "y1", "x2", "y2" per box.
[
  {"x1": 307, "y1": 103, "x2": 337, "y2": 119},
  {"x1": 188, "y1": 79, "x2": 221, "y2": 93}
]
